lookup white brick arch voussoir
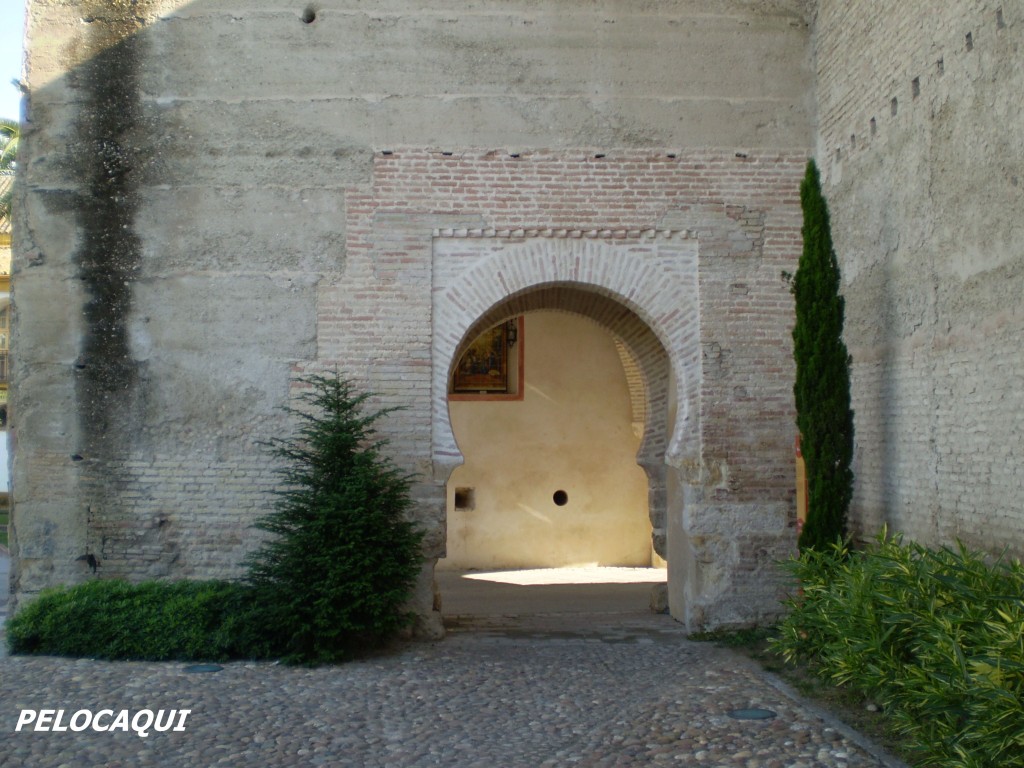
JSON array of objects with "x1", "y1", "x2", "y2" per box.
[{"x1": 431, "y1": 233, "x2": 700, "y2": 480}]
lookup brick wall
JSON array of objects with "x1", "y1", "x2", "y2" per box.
[
  {"x1": 320, "y1": 149, "x2": 806, "y2": 627},
  {"x1": 815, "y1": 2, "x2": 1024, "y2": 553}
]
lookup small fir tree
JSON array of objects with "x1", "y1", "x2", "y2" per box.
[
  {"x1": 245, "y1": 374, "x2": 424, "y2": 663},
  {"x1": 792, "y1": 160, "x2": 855, "y2": 551}
]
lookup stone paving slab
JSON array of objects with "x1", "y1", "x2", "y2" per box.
[
  {"x1": 0, "y1": 611, "x2": 906, "y2": 768},
  {"x1": 436, "y1": 569, "x2": 661, "y2": 616}
]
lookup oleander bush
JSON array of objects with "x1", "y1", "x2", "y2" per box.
[{"x1": 773, "y1": 531, "x2": 1024, "y2": 767}]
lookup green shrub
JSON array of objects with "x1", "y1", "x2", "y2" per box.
[
  {"x1": 6, "y1": 374, "x2": 423, "y2": 665},
  {"x1": 243, "y1": 374, "x2": 424, "y2": 664},
  {"x1": 773, "y1": 531, "x2": 1024, "y2": 767},
  {"x1": 6, "y1": 579, "x2": 261, "y2": 661}
]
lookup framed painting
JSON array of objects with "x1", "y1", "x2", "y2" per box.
[
  {"x1": 453, "y1": 323, "x2": 509, "y2": 393},
  {"x1": 450, "y1": 318, "x2": 524, "y2": 400}
]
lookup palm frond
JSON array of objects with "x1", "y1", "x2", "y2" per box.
[
  {"x1": 0, "y1": 118, "x2": 19, "y2": 172},
  {"x1": 0, "y1": 118, "x2": 19, "y2": 224}
]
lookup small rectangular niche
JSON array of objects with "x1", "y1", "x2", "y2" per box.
[
  {"x1": 454, "y1": 487, "x2": 475, "y2": 511},
  {"x1": 965, "y1": 31, "x2": 974, "y2": 51},
  {"x1": 996, "y1": 8, "x2": 1005, "y2": 29},
  {"x1": 912, "y1": 77, "x2": 921, "y2": 99},
  {"x1": 891, "y1": 97, "x2": 899, "y2": 116}
]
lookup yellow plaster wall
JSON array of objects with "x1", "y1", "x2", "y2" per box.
[{"x1": 441, "y1": 311, "x2": 652, "y2": 570}]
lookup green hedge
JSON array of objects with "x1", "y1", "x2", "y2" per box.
[
  {"x1": 6, "y1": 579, "x2": 265, "y2": 661},
  {"x1": 773, "y1": 532, "x2": 1024, "y2": 767}
]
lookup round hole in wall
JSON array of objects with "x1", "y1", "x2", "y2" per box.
[
  {"x1": 552, "y1": 490, "x2": 568, "y2": 506},
  {"x1": 301, "y1": 6, "x2": 317, "y2": 23}
]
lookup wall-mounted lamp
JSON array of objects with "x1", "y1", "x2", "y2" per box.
[{"x1": 506, "y1": 318, "x2": 518, "y2": 347}]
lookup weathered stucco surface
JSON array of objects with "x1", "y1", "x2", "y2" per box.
[
  {"x1": 815, "y1": 1, "x2": 1024, "y2": 554},
  {"x1": 12, "y1": 0, "x2": 815, "y2": 633}
]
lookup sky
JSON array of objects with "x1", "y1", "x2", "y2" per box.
[{"x1": 1, "y1": 0, "x2": 26, "y2": 121}]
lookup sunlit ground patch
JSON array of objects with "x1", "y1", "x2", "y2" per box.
[{"x1": 460, "y1": 566, "x2": 667, "y2": 586}]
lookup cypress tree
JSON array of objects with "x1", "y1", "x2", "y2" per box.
[{"x1": 792, "y1": 160, "x2": 855, "y2": 551}]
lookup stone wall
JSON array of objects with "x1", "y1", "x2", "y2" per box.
[
  {"x1": 814, "y1": 2, "x2": 1024, "y2": 552},
  {"x1": 12, "y1": 0, "x2": 812, "y2": 630}
]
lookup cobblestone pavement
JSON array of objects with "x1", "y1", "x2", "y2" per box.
[{"x1": 0, "y1": 611, "x2": 906, "y2": 768}]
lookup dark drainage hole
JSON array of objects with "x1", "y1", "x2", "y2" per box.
[
  {"x1": 728, "y1": 708, "x2": 777, "y2": 720},
  {"x1": 301, "y1": 6, "x2": 317, "y2": 23},
  {"x1": 552, "y1": 490, "x2": 568, "y2": 506}
]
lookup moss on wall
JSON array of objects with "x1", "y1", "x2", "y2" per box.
[{"x1": 71, "y1": 2, "x2": 154, "y2": 455}]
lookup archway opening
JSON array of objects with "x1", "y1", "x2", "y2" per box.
[
  {"x1": 438, "y1": 306, "x2": 670, "y2": 619},
  {"x1": 428, "y1": 233, "x2": 702, "y2": 631}
]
